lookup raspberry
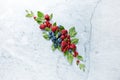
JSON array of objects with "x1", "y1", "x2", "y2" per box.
[
  {"x1": 51, "y1": 26, "x2": 58, "y2": 32},
  {"x1": 61, "y1": 30, "x2": 68, "y2": 35},
  {"x1": 39, "y1": 24, "x2": 46, "y2": 29},
  {"x1": 33, "y1": 16, "x2": 36, "y2": 20},
  {"x1": 61, "y1": 41, "x2": 67, "y2": 47},
  {"x1": 76, "y1": 60, "x2": 80, "y2": 65},
  {"x1": 44, "y1": 14, "x2": 50, "y2": 21},
  {"x1": 73, "y1": 51, "x2": 78, "y2": 57},
  {"x1": 70, "y1": 44, "x2": 76, "y2": 50},
  {"x1": 60, "y1": 35, "x2": 65, "y2": 40}
]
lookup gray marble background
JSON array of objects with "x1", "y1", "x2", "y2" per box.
[{"x1": 0, "y1": 0, "x2": 120, "y2": 80}]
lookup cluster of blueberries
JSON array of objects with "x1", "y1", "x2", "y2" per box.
[{"x1": 48, "y1": 31, "x2": 62, "y2": 48}]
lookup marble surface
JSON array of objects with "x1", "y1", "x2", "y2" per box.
[{"x1": 0, "y1": 0, "x2": 120, "y2": 80}]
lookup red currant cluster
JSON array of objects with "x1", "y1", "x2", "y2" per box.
[{"x1": 26, "y1": 10, "x2": 85, "y2": 71}]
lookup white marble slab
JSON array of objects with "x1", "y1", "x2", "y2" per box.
[{"x1": 0, "y1": 0, "x2": 120, "y2": 80}]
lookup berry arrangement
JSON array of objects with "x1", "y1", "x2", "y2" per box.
[{"x1": 26, "y1": 10, "x2": 85, "y2": 71}]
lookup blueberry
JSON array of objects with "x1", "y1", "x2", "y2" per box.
[
  {"x1": 53, "y1": 36, "x2": 56, "y2": 40},
  {"x1": 57, "y1": 32, "x2": 61, "y2": 38},
  {"x1": 49, "y1": 31, "x2": 52, "y2": 35},
  {"x1": 51, "y1": 31, "x2": 54, "y2": 36},
  {"x1": 54, "y1": 43, "x2": 58, "y2": 48},
  {"x1": 68, "y1": 49, "x2": 72, "y2": 53},
  {"x1": 48, "y1": 35, "x2": 52, "y2": 39},
  {"x1": 58, "y1": 38, "x2": 62, "y2": 43}
]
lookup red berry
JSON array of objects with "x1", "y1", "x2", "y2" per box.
[
  {"x1": 61, "y1": 30, "x2": 68, "y2": 35},
  {"x1": 45, "y1": 21, "x2": 52, "y2": 28},
  {"x1": 68, "y1": 39, "x2": 71, "y2": 43},
  {"x1": 73, "y1": 51, "x2": 78, "y2": 57},
  {"x1": 76, "y1": 60, "x2": 80, "y2": 65},
  {"x1": 61, "y1": 41, "x2": 67, "y2": 47},
  {"x1": 70, "y1": 44, "x2": 76, "y2": 50},
  {"x1": 67, "y1": 35, "x2": 70, "y2": 39},
  {"x1": 44, "y1": 14, "x2": 50, "y2": 21},
  {"x1": 51, "y1": 26, "x2": 58, "y2": 32},
  {"x1": 39, "y1": 24, "x2": 46, "y2": 29},
  {"x1": 60, "y1": 35, "x2": 65, "y2": 40},
  {"x1": 33, "y1": 16, "x2": 36, "y2": 20}
]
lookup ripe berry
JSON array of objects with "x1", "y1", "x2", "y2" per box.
[
  {"x1": 39, "y1": 24, "x2": 46, "y2": 29},
  {"x1": 58, "y1": 38, "x2": 62, "y2": 43},
  {"x1": 44, "y1": 14, "x2": 50, "y2": 21},
  {"x1": 68, "y1": 49, "x2": 72, "y2": 53},
  {"x1": 67, "y1": 35, "x2": 70, "y2": 39},
  {"x1": 61, "y1": 30, "x2": 68, "y2": 35},
  {"x1": 45, "y1": 21, "x2": 52, "y2": 28},
  {"x1": 33, "y1": 16, "x2": 36, "y2": 20},
  {"x1": 51, "y1": 26, "x2": 58, "y2": 32},
  {"x1": 76, "y1": 60, "x2": 80, "y2": 65},
  {"x1": 61, "y1": 41, "x2": 67, "y2": 47},
  {"x1": 70, "y1": 44, "x2": 76, "y2": 50},
  {"x1": 60, "y1": 35, "x2": 65, "y2": 40},
  {"x1": 73, "y1": 51, "x2": 78, "y2": 57},
  {"x1": 57, "y1": 32, "x2": 61, "y2": 38}
]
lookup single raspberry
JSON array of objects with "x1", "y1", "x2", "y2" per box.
[
  {"x1": 61, "y1": 30, "x2": 68, "y2": 35},
  {"x1": 33, "y1": 16, "x2": 36, "y2": 20},
  {"x1": 51, "y1": 26, "x2": 58, "y2": 32},
  {"x1": 39, "y1": 24, "x2": 46, "y2": 29},
  {"x1": 60, "y1": 35, "x2": 65, "y2": 40},
  {"x1": 70, "y1": 44, "x2": 76, "y2": 50},
  {"x1": 73, "y1": 51, "x2": 78, "y2": 57},
  {"x1": 44, "y1": 14, "x2": 50, "y2": 21},
  {"x1": 76, "y1": 60, "x2": 80, "y2": 65},
  {"x1": 61, "y1": 41, "x2": 67, "y2": 48}
]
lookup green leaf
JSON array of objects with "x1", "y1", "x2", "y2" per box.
[
  {"x1": 77, "y1": 55, "x2": 83, "y2": 61},
  {"x1": 71, "y1": 38, "x2": 79, "y2": 44},
  {"x1": 59, "y1": 25, "x2": 65, "y2": 31},
  {"x1": 43, "y1": 32, "x2": 49, "y2": 40},
  {"x1": 37, "y1": 11, "x2": 44, "y2": 18},
  {"x1": 25, "y1": 10, "x2": 34, "y2": 18},
  {"x1": 64, "y1": 51, "x2": 69, "y2": 56},
  {"x1": 36, "y1": 17, "x2": 44, "y2": 24},
  {"x1": 53, "y1": 22, "x2": 57, "y2": 26},
  {"x1": 79, "y1": 64, "x2": 85, "y2": 71},
  {"x1": 51, "y1": 44, "x2": 56, "y2": 51},
  {"x1": 69, "y1": 27, "x2": 77, "y2": 37},
  {"x1": 50, "y1": 13, "x2": 53, "y2": 20},
  {"x1": 67, "y1": 53, "x2": 73, "y2": 64},
  {"x1": 57, "y1": 46, "x2": 61, "y2": 51},
  {"x1": 45, "y1": 27, "x2": 50, "y2": 31}
]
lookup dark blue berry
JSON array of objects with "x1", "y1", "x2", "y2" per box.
[
  {"x1": 51, "y1": 31, "x2": 54, "y2": 36},
  {"x1": 68, "y1": 49, "x2": 72, "y2": 53},
  {"x1": 58, "y1": 38, "x2": 62, "y2": 43},
  {"x1": 57, "y1": 32, "x2": 61, "y2": 38},
  {"x1": 54, "y1": 43, "x2": 58, "y2": 48}
]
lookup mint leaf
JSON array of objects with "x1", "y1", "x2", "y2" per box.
[
  {"x1": 26, "y1": 10, "x2": 34, "y2": 18},
  {"x1": 59, "y1": 25, "x2": 65, "y2": 31},
  {"x1": 57, "y1": 46, "x2": 61, "y2": 51},
  {"x1": 45, "y1": 27, "x2": 50, "y2": 31},
  {"x1": 79, "y1": 64, "x2": 85, "y2": 71},
  {"x1": 50, "y1": 13, "x2": 53, "y2": 20},
  {"x1": 69, "y1": 27, "x2": 77, "y2": 37},
  {"x1": 37, "y1": 11, "x2": 44, "y2": 18},
  {"x1": 36, "y1": 17, "x2": 44, "y2": 24},
  {"x1": 77, "y1": 55, "x2": 83, "y2": 61},
  {"x1": 51, "y1": 44, "x2": 56, "y2": 51},
  {"x1": 67, "y1": 53, "x2": 73, "y2": 64},
  {"x1": 71, "y1": 38, "x2": 79, "y2": 44},
  {"x1": 43, "y1": 32, "x2": 49, "y2": 40},
  {"x1": 53, "y1": 22, "x2": 57, "y2": 26},
  {"x1": 64, "y1": 51, "x2": 69, "y2": 56}
]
